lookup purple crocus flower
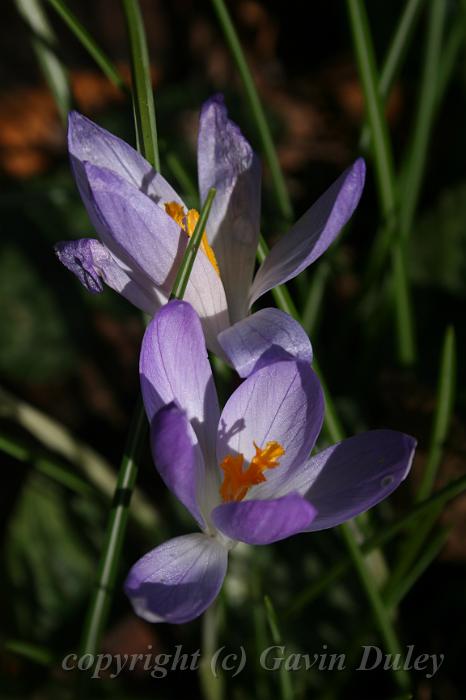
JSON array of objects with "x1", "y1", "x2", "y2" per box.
[
  {"x1": 125, "y1": 300, "x2": 416, "y2": 624},
  {"x1": 55, "y1": 95, "x2": 365, "y2": 355}
]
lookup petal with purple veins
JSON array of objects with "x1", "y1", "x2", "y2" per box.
[
  {"x1": 84, "y1": 162, "x2": 229, "y2": 351},
  {"x1": 211, "y1": 493, "x2": 316, "y2": 545},
  {"x1": 124, "y1": 534, "x2": 228, "y2": 624},
  {"x1": 150, "y1": 403, "x2": 207, "y2": 528},
  {"x1": 218, "y1": 307, "x2": 312, "y2": 378},
  {"x1": 249, "y1": 159, "x2": 366, "y2": 306},
  {"x1": 217, "y1": 360, "x2": 324, "y2": 498},
  {"x1": 68, "y1": 111, "x2": 184, "y2": 209},
  {"x1": 140, "y1": 301, "x2": 220, "y2": 487},
  {"x1": 198, "y1": 95, "x2": 261, "y2": 323},
  {"x1": 276, "y1": 430, "x2": 416, "y2": 531}
]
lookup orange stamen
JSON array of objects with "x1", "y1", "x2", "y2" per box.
[
  {"x1": 164, "y1": 201, "x2": 220, "y2": 276},
  {"x1": 220, "y1": 440, "x2": 285, "y2": 503}
]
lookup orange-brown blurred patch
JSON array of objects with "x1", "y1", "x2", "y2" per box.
[{"x1": 0, "y1": 63, "x2": 161, "y2": 179}]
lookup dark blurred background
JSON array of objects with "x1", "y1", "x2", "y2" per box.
[{"x1": 1, "y1": 1, "x2": 465, "y2": 698}]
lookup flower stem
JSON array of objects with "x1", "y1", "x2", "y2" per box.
[{"x1": 210, "y1": 0, "x2": 293, "y2": 223}]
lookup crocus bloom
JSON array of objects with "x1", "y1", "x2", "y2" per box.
[
  {"x1": 125, "y1": 300, "x2": 416, "y2": 624},
  {"x1": 55, "y1": 95, "x2": 365, "y2": 354}
]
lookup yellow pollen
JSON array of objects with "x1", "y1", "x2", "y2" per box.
[
  {"x1": 164, "y1": 201, "x2": 220, "y2": 276},
  {"x1": 220, "y1": 440, "x2": 285, "y2": 503}
]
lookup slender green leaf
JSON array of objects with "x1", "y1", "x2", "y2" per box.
[
  {"x1": 346, "y1": 0, "x2": 415, "y2": 366},
  {"x1": 121, "y1": 0, "x2": 160, "y2": 169},
  {"x1": 80, "y1": 175, "x2": 215, "y2": 664},
  {"x1": 46, "y1": 0, "x2": 127, "y2": 91},
  {"x1": 258, "y1": 234, "x2": 406, "y2": 688},
  {"x1": 264, "y1": 596, "x2": 293, "y2": 700},
  {"x1": 399, "y1": 0, "x2": 446, "y2": 245},
  {"x1": 4, "y1": 639, "x2": 55, "y2": 666},
  {"x1": 288, "y1": 472, "x2": 466, "y2": 617},
  {"x1": 15, "y1": 0, "x2": 71, "y2": 123},
  {"x1": 210, "y1": 0, "x2": 292, "y2": 222},
  {"x1": 0, "y1": 432, "x2": 94, "y2": 497},
  {"x1": 359, "y1": 0, "x2": 425, "y2": 151},
  {"x1": 339, "y1": 523, "x2": 410, "y2": 690},
  {"x1": 170, "y1": 188, "x2": 217, "y2": 300},
  {"x1": 384, "y1": 526, "x2": 450, "y2": 608},
  {"x1": 418, "y1": 326, "x2": 456, "y2": 501}
]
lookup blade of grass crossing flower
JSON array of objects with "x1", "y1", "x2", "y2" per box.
[
  {"x1": 264, "y1": 596, "x2": 294, "y2": 700},
  {"x1": 346, "y1": 0, "x2": 416, "y2": 366},
  {"x1": 399, "y1": 0, "x2": 446, "y2": 245},
  {"x1": 121, "y1": 0, "x2": 160, "y2": 170},
  {"x1": 45, "y1": 0, "x2": 127, "y2": 91},
  {"x1": 15, "y1": 0, "x2": 71, "y2": 124},
  {"x1": 210, "y1": 0, "x2": 293, "y2": 223},
  {"x1": 359, "y1": 0, "x2": 425, "y2": 151},
  {"x1": 170, "y1": 188, "x2": 217, "y2": 300},
  {"x1": 80, "y1": 194, "x2": 216, "y2": 663},
  {"x1": 287, "y1": 473, "x2": 466, "y2": 618}
]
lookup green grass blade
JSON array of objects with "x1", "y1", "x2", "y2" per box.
[
  {"x1": 387, "y1": 326, "x2": 456, "y2": 590},
  {"x1": 46, "y1": 0, "x2": 126, "y2": 91},
  {"x1": 399, "y1": 0, "x2": 446, "y2": 244},
  {"x1": 258, "y1": 234, "x2": 406, "y2": 687},
  {"x1": 122, "y1": 0, "x2": 160, "y2": 169},
  {"x1": 0, "y1": 432, "x2": 94, "y2": 497},
  {"x1": 436, "y1": 19, "x2": 465, "y2": 107},
  {"x1": 15, "y1": 0, "x2": 71, "y2": 124},
  {"x1": 79, "y1": 212, "x2": 211, "y2": 659},
  {"x1": 210, "y1": 0, "x2": 292, "y2": 222},
  {"x1": 339, "y1": 523, "x2": 411, "y2": 690},
  {"x1": 346, "y1": 0, "x2": 415, "y2": 366},
  {"x1": 264, "y1": 596, "x2": 294, "y2": 700},
  {"x1": 418, "y1": 326, "x2": 456, "y2": 500},
  {"x1": 302, "y1": 261, "x2": 331, "y2": 335},
  {"x1": 385, "y1": 526, "x2": 450, "y2": 608},
  {"x1": 287, "y1": 472, "x2": 466, "y2": 617},
  {"x1": 79, "y1": 398, "x2": 147, "y2": 657},
  {"x1": 359, "y1": 0, "x2": 425, "y2": 151},
  {"x1": 170, "y1": 188, "x2": 217, "y2": 300},
  {"x1": 346, "y1": 0, "x2": 396, "y2": 215},
  {"x1": 4, "y1": 640, "x2": 54, "y2": 666}
]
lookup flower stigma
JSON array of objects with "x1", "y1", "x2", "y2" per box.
[
  {"x1": 164, "y1": 201, "x2": 220, "y2": 275},
  {"x1": 220, "y1": 440, "x2": 285, "y2": 502}
]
